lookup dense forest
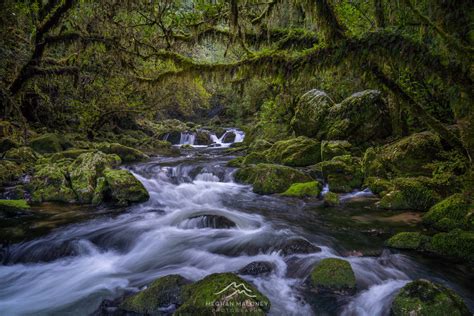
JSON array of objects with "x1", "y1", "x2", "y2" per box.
[{"x1": 0, "y1": 0, "x2": 473, "y2": 315}]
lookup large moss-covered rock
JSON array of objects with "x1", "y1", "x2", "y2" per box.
[
  {"x1": 378, "y1": 177, "x2": 439, "y2": 211},
  {"x1": 96, "y1": 142, "x2": 148, "y2": 163},
  {"x1": 386, "y1": 232, "x2": 430, "y2": 250},
  {"x1": 281, "y1": 181, "x2": 322, "y2": 197},
  {"x1": 427, "y1": 229, "x2": 474, "y2": 262},
  {"x1": 312, "y1": 155, "x2": 363, "y2": 193},
  {"x1": 291, "y1": 89, "x2": 335, "y2": 138},
  {"x1": 30, "y1": 133, "x2": 72, "y2": 153},
  {"x1": 176, "y1": 273, "x2": 270, "y2": 315},
  {"x1": 363, "y1": 132, "x2": 443, "y2": 178},
  {"x1": 364, "y1": 177, "x2": 392, "y2": 196},
  {"x1": 0, "y1": 160, "x2": 24, "y2": 186},
  {"x1": 120, "y1": 275, "x2": 189, "y2": 314},
  {"x1": 102, "y1": 169, "x2": 149, "y2": 206},
  {"x1": 325, "y1": 90, "x2": 391, "y2": 144},
  {"x1": 309, "y1": 258, "x2": 356, "y2": 295},
  {"x1": 249, "y1": 139, "x2": 272, "y2": 152},
  {"x1": 68, "y1": 152, "x2": 121, "y2": 203},
  {"x1": 423, "y1": 194, "x2": 473, "y2": 232},
  {"x1": 4, "y1": 146, "x2": 39, "y2": 164},
  {"x1": 31, "y1": 160, "x2": 77, "y2": 203},
  {"x1": 391, "y1": 279, "x2": 470, "y2": 316},
  {"x1": 264, "y1": 136, "x2": 321, "y2": 167},
  {"x1": 49, "y1": 149, "x2": 93, "y2": 162},
  {"x1": 235, "y1": 163, "x2": 311, "y2": 194},
  {"x1": 321, "y1": 140, "x2": 351, "y2": 161}
]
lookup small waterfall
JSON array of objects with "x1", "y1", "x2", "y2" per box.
[
  {"x1": 179, "y1": 132, "x2": 196, "y2": 145},
  {"x1": 209, "y1": 128, "x2": 245, "y2": 147}
]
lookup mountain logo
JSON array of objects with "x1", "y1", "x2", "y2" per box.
[{"x1": 214, "y1": 282, "x2": 257, "y2": 299}]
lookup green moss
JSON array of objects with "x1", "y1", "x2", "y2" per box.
[
  {"x1": 0, "y1": 160, "x2": 24, "y2": 186},
  {"x1": 49, "y1": 149, "x2": 93, "y2": 162},
  {"x1": 30, "y1": 133, "x2": 72, "y2": 154},
  {"x1": 227, "y1": 157, "x2": 244, "y2": 167},
  {"x1": 378, "y1": 177, "x2": 439, "y2": 211},
  {"x1": 96, "y1": 142, "x2": 148, "y2": 163},
  {"x1": 176, "y1": 273, "x2": 270, "y2": 315},
  {"x1": 361, "y1": 147, "x2": 388, "y2": 178},
  {"x1": 364, "y1": 177, "x2": 392, "y2": 196},
  {"x1": 0, "y1": 199, "x2": 30, "y2": 211},
  {"x1": 242, "y1": 152, "x2": 269, "y2": 165},
  {"x1": 314, "y1": 155, "x2": 363, "y2": 193},
  {"x1": 235, "y1": 163, "x2": 311, "y2": 194},
  {"x1": 0, "y1": 137, "x2": 18, "y2": 153},
  {"x1": 31, "y1": 161, "x2": 77, "y2": 203},
  {"x1": 386, "y1": 232, "x2": 430, "y2": 250},
  {"x1": 310, "y1": 258, "x2": 356, "y2": 294},
  {"x1": 120, "y1": 275, "x2": 189, "y2": 314},
  {"x1": 249, "y1": 139, "x2": 272, "y2": 152},
  {"x1": 103, "y1": 169, "x2": 149, "y2": 206},
  {"x1": 264, "y1": 136, "x2": 321, "y2": 167},
  {"x1": 281, "y1": 181, "x2": 322, "y2": 197},
  {"x1": 323, "y1": 192, "x2": 340, "y2": 207},
  {"x1": 4, "y1": 146, "x2": 39, "y2": 164},
  {"x1": 427, "y1": 229, "x2": 474, "y2": 262},
  {"x1": 321, "y1": 140, "x2": 351, "y2": 161},
  {"x1": 423, "y1": 194, "x2": 472, "y2": 231},
  {"x1": 391, "y1": 279, "x2": 470, "y2": 316}
]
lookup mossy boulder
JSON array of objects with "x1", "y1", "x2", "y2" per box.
[
  {"x1": 176, "y1": 273, "x2": 270, "y2": 315},
  {"x1": 281, "y1": 181, "x2": 322, "y2": 197},
  {"x1": 309, "y1": 258, "x2": 356, "y2": 295},
  {"x1": 386, "y1": 232, "x2": 430, "y2": 250},
  {"x1": 0, "y1": 161, "x2": 25, "y2": 186},
  {"x1": 427, "y1": 229, "x2": 474, "y2": 262},
  {"x1": 120, "y1": 275, "x2": 190, "y2": 314},
  {"x1": 378, "y1": 177, "x2": 439, "y2": 211},
  {"x1": 391, "y1": 279, "x2": 470, "y2": 316},
  {"x1": 227, "y1": 156, "x2": 244, "y2": 167},
  {"x1": 264, "y1": 136, "x2": 321, "y2": 167},
  {"x1": 102, "y1": 169, "x2": 149, "y2": 206},
  {"x1": 0, "y1": 137, "x2": 18, "y2": 153},
  {"x1": 323, "y1": 192, "x2": 340, "y2": 207},
  {"x1": 4, "y1": 146, "x2": 39, "y2": 164},
  {"x1": 31, "y1": 160, "x2": 77, "y2": 203},
  {"x1": 364, "y1": 177, "x2": 392, "y2": 196},
  {"x1": 0, "y1": 199, "x2": 30, "y2": 212},
  {"x1": 96, "y1": 142, "x2": 148, "y2": 163},
  {"x1": 249, "y1": 139, "x2": 272, "y2": 152},
  {"x1": 321, "y1": 140, "x2": 351, "y2": 161},
  {"x1": 242, "y1": 152, "x2": 269, "y2": 165},
  {"x1": 49, "y1": 149, "x2": 93, "y2": 162},
  {"x1": 423, "y1": 194, "x2": 473, "y2": 232},
  {"x1": 313, "y1": 155, "x2": 363, "y2": 193},
  {"x1": 30, "y1": 133, "x2": 72, "y2": 153},
  {"x1": 364, "y1": 132, "x2": 443, "y2": 178},
  {"x1": 195, "y1": 131, "x2": 212, "y2": 145},
  {"x1": 291, "y1": 89, "x2": 335, "y2": 138},
  {"x1": 235, "y1": 163, "x2": 312, "y2": 194},
  {"x1": 68, "y1": 152, "x2": 121, "y2": 203},
  {"x1": 325, "y1": 90, "x2": 391, "y2": 144}
]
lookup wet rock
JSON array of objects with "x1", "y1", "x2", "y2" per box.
[
  {"x1": 195, "y1": 131, "x2": 212, "y2": 145},
  {"x1": 281, "y1": 181, "x2": 322, "y2": 198},
  {"x1": 164, "y1": 131, "x2": 181, "y2": 145},
  {"x1": 323, "y1": 192, "x2": 340, "y2": 207},
  {"x1": 175, "y1": 273, "x2": 270, "y2": 314},
  {"x1": 119, "y1": 275, "x2": 190, "y2": 315},
  {"x1": 222, "y1": 131, "x2": 236, "y2": 143},
  {"x1": 102, "y1": 169, "x2": 149, "y2": 206},
  {"x1": 30, "y1": 133, "x2": 72, "y2": 153},
  {"x1": 386, "y1": 232, "x2": 430, "y2": 250},
  {"x1": 238, "y1": 261, "x2": 274, "y2": 276},
  {"x1": 309, "y1": 258, "x2": 356, "y2": 295},
  {"x1": 187, "y1": 215, "x2": 236, "y2": 229},
  {"x1": 280, "y1": 238, "x2": 321, "y2": 255},
  {"x1": 311, "y1": 155, "x2": 363, "y2": 193},
  {"x1": 291, "y1": 89, "x2": 335, "y2": 138},
  {"x1": 391, "y1": 279, "x2": 470, "y2": 316}
]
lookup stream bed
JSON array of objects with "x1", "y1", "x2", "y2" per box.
[{"x1": 0, "y1": 143, "x2": 473, "y2": 315}]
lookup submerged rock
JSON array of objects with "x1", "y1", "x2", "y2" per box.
[
  {"x1": 120, "y1": 275, "x2": 190, "y2": 315},
  {"x1": 309, "y1": 258, "x2": 356, "y2": 295},
  {"x1": 30, "y1": 133, "x2": 72, "y2": 153},
  {"x1": 176, "y1": 273, "x2": 271, "y2": 314},
  {"x1": 291, "y1": 89, "x2": 335, "y2": 138},
  {"x1": 102, "y1": 169, "x2": 149, "y2": 206},
  {"x1": 238, "y1": 261, "x2": 274, "y2": 276},
  {"x1": 280, "y1": 238, "x2": 321, "y2": 255},
  {"x1": 186, "y1": 214, "x2": 236, "y2": 229},
  {"x1": 391, "y1": 279, "x2": 470, "y2": 316},
  {"x1": 281, "y1": 181, "x2": 322, "y2": 198},
  {"x1": 235, "y1": 163, "x2": 311, "y2": 194}
]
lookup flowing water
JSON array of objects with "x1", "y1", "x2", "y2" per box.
[{"x1": 0, "y1": 136, "x2": 473, "y2": 315}]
